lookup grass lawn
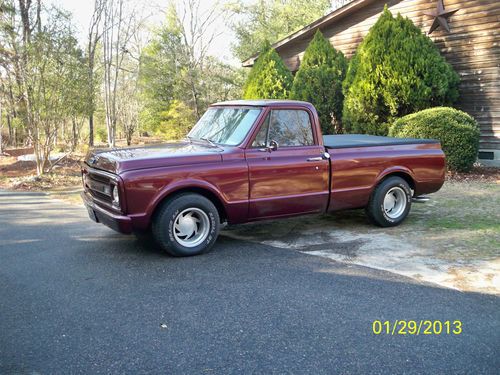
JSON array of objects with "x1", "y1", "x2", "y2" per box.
[{"x1": 412, "y1": 181, "x2": 499, "y2": 261}]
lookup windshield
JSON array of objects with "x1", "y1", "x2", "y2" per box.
[{"x1": 188, "y1": 107, "x2": 262, "y2": 146}]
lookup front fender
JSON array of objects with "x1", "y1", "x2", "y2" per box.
[{"x1": 145, "y1": 178, "x2": 228, "y2": 218}]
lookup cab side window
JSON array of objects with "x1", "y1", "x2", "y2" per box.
[
  {"x1": 251, "y1": 114, "x2": 270, "y2": 148},
  {"x1": 268, "y1": 110, "x2": 313, "y2": 147}
]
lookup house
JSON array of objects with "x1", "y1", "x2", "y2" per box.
[{"x1": 242, "y1": 0, "x2": 500, "y2": 165}]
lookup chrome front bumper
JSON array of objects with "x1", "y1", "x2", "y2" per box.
[{"x1": 81, "y1": 191, "x2": 132, "y2": 234}]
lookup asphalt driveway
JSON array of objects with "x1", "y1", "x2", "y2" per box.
[{"x1": 0, "y1": 191, "x2": 499, "y2": 374}]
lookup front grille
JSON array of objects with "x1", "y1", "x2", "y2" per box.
[
  {"x1": 82, "y1": 164, "x2": 123, "y2": 212},
  {"x1": 84, "y1": 171, "x2": 113, "y2": 205},
  {"x1": 89, "y1": 172, "x2": 109, "y2": 184},
  {"x1": 87, "y1": 177, "x2": 111, "y2": 196}
]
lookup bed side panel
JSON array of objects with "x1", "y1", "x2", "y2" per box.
[{"x1": 327, "y1": 143, "x2": 445, "y2": 211}]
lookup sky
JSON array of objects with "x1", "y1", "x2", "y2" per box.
[{"x1": 47, "y1": 0, "x2": 239, "y2": 65}]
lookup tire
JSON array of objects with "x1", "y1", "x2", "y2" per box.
[
  {"x1": 152, "y1": 193, "x2": 220, "y2": 256},
  {"x1": 365, "y1": 176, "x2": 412, "y2": 227}
]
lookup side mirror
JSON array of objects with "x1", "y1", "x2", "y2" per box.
[{"x1": 269, "y1": 140, "x2": 279, "y2": 152}]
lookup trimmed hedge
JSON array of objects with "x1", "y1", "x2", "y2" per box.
[{"x1": 389, "y1": 107, "x2": 480, "y2": 172}]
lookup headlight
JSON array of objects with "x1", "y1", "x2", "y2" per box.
[{"x1": 112, "y1": 185, "x2": 120, "y2": 206}]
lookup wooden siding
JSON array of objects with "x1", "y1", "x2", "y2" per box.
[{"x1": 274, "y1": 0, "x2": 500, "y2": 150}]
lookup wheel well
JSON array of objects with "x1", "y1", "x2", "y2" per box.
[
  {"x1": 380, "y1": 172, "x2": 416, "y2": 191},
  {"x1": 153, "y1": 187, "x2": 228, "y2": 224}
]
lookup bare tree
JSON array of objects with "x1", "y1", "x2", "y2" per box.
[
  {"x1": 16, "y1": 0, "x2": 36, "y2": 155},
  {"x1": 117, "y1": 75, "x2": 139, "y2": 146},
  {"x1": 116, "y1": 27, "x2": 144, "y2": 146},
  {"x1": 171, "y1": 0, "x2": 225, "y2": 118},
  {"x1": 0, "y1": 1, "x2": 20, "y2": 145},
  {"x1": 139, "y1": 1, "x2": 239, "y2": 139},
  {"x1": 87, "y1": 0, "x2": 104, "y2": 147},
  {"x1": 2, "y1": 1, "x2": 86, "y2": 174},
  {"x1": 0, "y1": 87, "x2": 3, "y2": 154},
  {"x1": 102, "y1": 0, "x2": 139, "y2": 147}
]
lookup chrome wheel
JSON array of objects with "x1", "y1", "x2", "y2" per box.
[
  {"x1": 383, "y1": 187, "x2": 407, "y2": 219},
  {"x1": 173, "y1": 208, "x2": 210, "y2": 248}
]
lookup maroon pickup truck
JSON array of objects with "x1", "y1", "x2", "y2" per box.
[{"x1": 82, "y1": 100, "x2": 445, "y2": 256}]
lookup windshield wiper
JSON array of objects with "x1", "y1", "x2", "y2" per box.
[
  {"x1": 186, "y1": 135, "x2": 220, "y2": 148},
  {"x1": 200, "y1": 137, "x2": 217, "y2": 147}
]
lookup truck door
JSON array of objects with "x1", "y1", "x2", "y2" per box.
[{"x1": 245, "y1": 108, "x2": 329, "y2": 219}]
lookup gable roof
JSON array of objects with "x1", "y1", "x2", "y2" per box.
[{"x1": 241, "y1": 0, "x2": 376, "y2": 67}]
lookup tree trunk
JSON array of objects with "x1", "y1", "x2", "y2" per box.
[
  {"x1": 18, "y1": 0, "x2": 32, "y2": 44},
  {"x1": 190, "y1": 74, "x2": 201, "y2": 119},
  {"x1": 87, "y1": 0, "x2": 103, "y2": 147},
  {"x1": 126, "y1": 127, "x2": 132, "y2": 146},
  {"x1": 72, "y1": 118, "x2": 77, "y2": 151},
  {"x1": 89, "y1": 114, "x2": 94, "y2": 147},
  {"x1": 33, "y1": 130, "x2": 43, "y2": 176},
  {"x1": 7, "y1": 115, "x2": 12, "y2": 145},
  {"x1": 0, "y1": 100, "x2": 3, "y2": 154},
  {"x1": 88, "y1": 58, "x2": 95, "y2": 147},
  {"x1": 106, "y1": 116, "x2": 116, "y2": 148}
]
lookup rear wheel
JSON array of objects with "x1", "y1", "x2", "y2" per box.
[
  {"x1": 365, "y1": 176, "x2": 412, "y2": 227},
  {"x1": 152, "y1": 193, "x2": 220, "y2": 256}
]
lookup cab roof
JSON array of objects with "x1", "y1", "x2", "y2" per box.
[{"x1": 211, "y1": 99, "x2": 315, "y2": 109}]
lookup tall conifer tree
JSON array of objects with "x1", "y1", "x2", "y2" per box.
[
  {"x1": 243, "y1": 41, "x2": 293, "y2": 99},
  {"x1": 291, "y1": 30, "x2": 347, "y2": 134},
  {"x1": 343, "y1": 6, "x2": 459, "y2": 135}
]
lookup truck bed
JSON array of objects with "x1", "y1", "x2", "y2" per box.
[{"x1": 323, "y1": 134, "x2": 439, "y2": 149}]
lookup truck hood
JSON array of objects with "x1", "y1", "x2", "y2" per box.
[{"x1": 84, "y1": 141, "x2": 223, "y2": 174}]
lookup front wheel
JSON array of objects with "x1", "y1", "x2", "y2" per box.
[
  {"x1": 365, "y1": 176, "x2": 412, "y2": 227},
  {"x1": 152, "y1": 193, "x2": 220, "y2": 256}
]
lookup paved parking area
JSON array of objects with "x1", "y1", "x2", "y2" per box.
[{"x1": 1, "y1": 191, "x2": 499, "y2": 374}]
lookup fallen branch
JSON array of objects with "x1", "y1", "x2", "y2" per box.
[{"x1": 46, "y1": 152, "x2": 72, "y2": 173}]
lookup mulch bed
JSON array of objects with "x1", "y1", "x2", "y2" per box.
[
  {"x1": 0, "y1": 155, "x2": 83, "y2": 190},
  {"x1": 0, "y1": 156, "x2": 82, "y2": 176},
  {"x1": 446, "y1": 166, "x2": 500, "y2": 183},
  {"x1": 2, "y1": 147, "x2": 34, "y2": 157}
]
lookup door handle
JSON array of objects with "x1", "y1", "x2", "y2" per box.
[
  {"x1": 307, "y1": 157, "x2": 323, "y2": 162},
  {"x1": 307, "y1": 152, "x2": 330, "y2": 162}
]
